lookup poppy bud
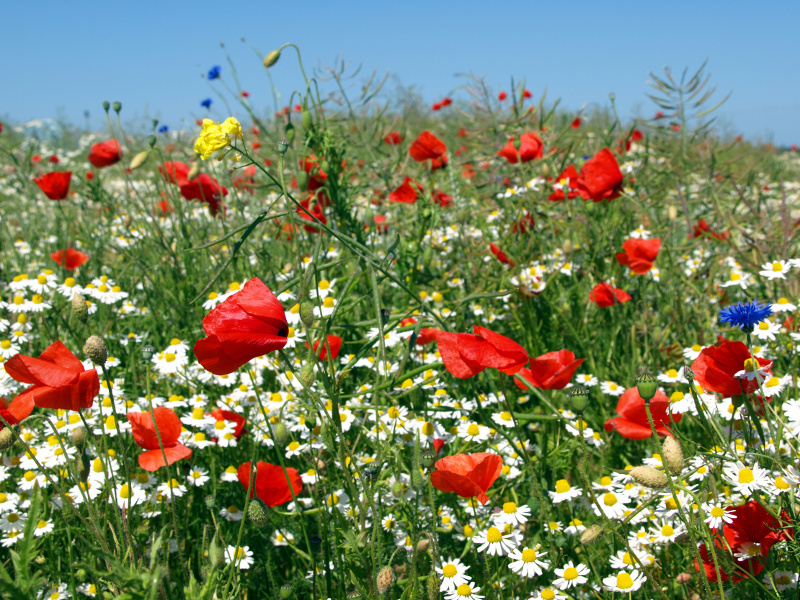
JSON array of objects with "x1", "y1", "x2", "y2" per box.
[
  {"x1": 683, "y1": 366, "x2": 694, "y2": 381},
  {"x1": 102, "y1": 101, "x2": 110, "y2": 112},
  {"x1": 540, "y1": 162, "x2": 550, "y2": 176},
  {"x1": 280, "y1": 584, "x2": 294, "y2": 599},
  {"x1": 209, "y1": 535, "x2": 226, "y2": 569},
  {"x1": 142, "y1": 344, "x2": 155, "y2": 361},
  {"x1": 381, "y1": 308, "x2": 391, "y2": 325},
  {"x1": 675, "y1": 573, "x2": 692, "y2": 584},
  {"x1": 314, "y1": 456, "x2": 327, "y2": 475},
  {"x1": 187, "y1": 162, "x2": 200, "y2": 181},
  {"x1": 76, "y1": 569, "x2": 88, "y2": 583},
  {"x1": 72, "y1": 425, "x2": 88, "y2": 450},
  {"x1": 416, "y1": 538, "x2": 430, "y2": 553},
  {"x1": 77, "y1": 453, "x2": 91, "y2": 482},
  {"x1": 305, "y1": 414, "x2": 317, "y2": 430},
  {"x1": 580, "y1": 524, "x2": 604, "y2": 545},
  {"x1": 298, "y1": 363, "x2": 316, "y2": 387},
  {"x1": 273, "y1": 422, "x2": 289, "y2": 446},
  {"x1": 513, "y1": 137, "x2": 522, "y2": 151},
  {"x1": 427, "y1": 572, "x2": 440, "y2": 600},
  {"x1": 263, "y1": 49, "x2": 281, "y2": 68},
  {"x1": 0, "y1": 427, "x2": 14, "y2": 451},
  {"x1": 247, "y1": 497, "x2": 269, "y2": 527},
  {"x1": 301, "y1": 109, "x2": 313, "y2": 131},
  {"x1": 629, "y1": 466, "x2": 668, "y2": 488},
  {"x1": 347, "y1": 591, "x2": 361, "y2": 600},
  {"x1": 562, "y1": 239, "x2": 574, "y2": 256},
  {"x1": 636, "y1": 372, "x2": 658, "y2": 402},
  {"x1": 411, "y1": 468, "x2": 424, "y2": 491},
  {"x1": 285, "y1": 122, "x2": 296, "y2": 144},
  {"x1": 662, "y1": 436, "x2": 684, "y2": 475},
  {"x1": 376, "y1": 565, "x2": 395, "y2": 594},
  {"x1": 568, "y1": 385, "x2": 589, "y2": 414},
  {"x1": 83, "y1": 335, "x2": 108, "y2": 365},
  {"x1": 320, "y1": 422, "x2": 334, "y2": 453},
  {"x1": 112, "y1": 102, "x2": 122, "y2": 113},
  {"x1": 300, "y1": 301, "x2": 315, "y2": 328},
  {"x1": 668, "y1": 205, "x2": 679, "y2": 221},
  {"x1": 392, "y1": 481, "x2": 405, "y2": 498},
  {"x1": 277, "y1": 139, "x2": 289, "y2": 155},
  {"x1": 130, "y1": 150, "x2": 150, "y2": 170},
  {"x1": 297, "y1": 171, "x2": 308, "y2": 190},
  {"x1": 148, "y1": 135, "x2": 157, "y2": 148},
  {"x1": 71, "y1": 292, "x2": 89, "y2": 323}
]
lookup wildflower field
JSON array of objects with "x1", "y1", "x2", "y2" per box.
[{"x1": 2, "y1": 46, "x2": 800, "y2": 600}]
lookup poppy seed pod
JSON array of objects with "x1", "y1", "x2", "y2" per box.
[
  {"x1": 635, "y1": 372, "x2": 658, "y2": 402},
  {"x1": 0, "y1": 427, "x2": 14, "y2": 451},
  {"x1": 204, "y1": 495, "x2": 216, "y2": 509},
  {"x1": 112, "y1": 102, "x2": 122, "y2": 113},
  {"x1": 273, "y1": 422, "x2": 289, "y2": 446},
  {"x1": 280, "y1": 584, "x2": 294, "y2": 599},
  {"x1": 662, "y1": 436, "x2": 684, "y2": 475},
  {"x1": 142, "y1": 344, "x2": 156, "y2": 361},
  {"x1": 263, "y1": 49, "x2": 281, "y2": 68},
  {"x1": 247, "y1": 497, "x2": 269, "y2": 527},
  {"x1": 277, "y1": 139, "x2": 289, "y2": 155},
  {"x1": 568, "y1": 385, "x2": 590, "y2": 414},
  {"x1": 71, "y1": 292, "x2": 89, "y2": 323},
  {"x1": 580, "y1": 524, "x2": 604, "y2": 545},
  {"x1": 376, "y1": 566, "x2": 395, "y2": 594},
  {"x1": 102, "y1": 101, "x2": 110, "y2": 112},
  {"x1": 83, "y1": 335, "x2": 108, "y2": 365},
  {"x1": 629, "y1": 466, "x2": 668, "y2": 488}
]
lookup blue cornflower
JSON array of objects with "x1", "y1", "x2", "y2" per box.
[
  {"x1": 200, "y1": 98, "x2": 212, "y2": 109},
  {"x1": 158, "y1": 125, "x2": 169, "y2": 134},
  {"x1": 719, "y1": 300, "x2": 773, "y2": 332},
  {"x1": 207, "y1": 65, "x2": 221, "y2": 80}
]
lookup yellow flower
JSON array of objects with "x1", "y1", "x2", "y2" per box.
[{"x1": 194, "y1": 117, "x2": 242, "y2": 160}]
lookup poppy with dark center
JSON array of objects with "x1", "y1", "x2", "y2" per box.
[
  {"x1": 576, "y1": 148, "x2": 623, "y2": 202},
  {"x1": 603, "y1": 387, "x2": 680, "y2": 439},
  {"x1": 616, "y1": 238, "x2": 661, "y2": 274},
  {"x1": 237, "y1": 461, "x2": 303, "y2": 507},
  {"x1": 691, "y1": 340, "x2": 772, "y2": 397},
  {"x1": 430, "y1": 452, "x2": 503, "y2": 504},
  {"x1": 514, "y1": 350, "x2": 585, "y2": 390},
  {"x1": 50, "y1": 248, "x2": 89, "y2": 271},
  {"x1": 435, "y1": 326, "x2": 528, "y2": 379},
  {"x1": 33, "y1": 171, "x2": 72, "y2": 200},
  {"x1": 409, "y1": 131, "x2": 446, "y2": 162},
  {"x1": 194, "y1": 277, "x2": 288, "y2": 375},
  {"x1": 127, "y1": 407, "x2": 193, "y2": 471},
  {"x1": 88, "y1": 140, "x2": 122, "y2": 168},
  {"x1": 497, "y1": 132, "x2": 544, "y2": 164},
  {"x1": 589, "y1": 282, "x2": 632, "y2": 307}
]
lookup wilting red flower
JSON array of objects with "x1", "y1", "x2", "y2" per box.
[
  {"x1": 589, "y1": 282, "x2": 632, "y2": 307},
  {"x1": 690, "y1": 219, "x2": 729, "y2": 241},
  {"x1": 571, "y1": 117, "x2": 581, "y2": 129},
  {"x1": 430, "y1": 452, "x2": 503, "y2": 504},
  {"x1": 433, "y1": 191, "x2": 453, "y2": 207},
  {"x1": 310, "y1": 334, "x2": 343, "y2": 361},
  {"x1": 0, "y1": 395, "x2": 34, "y2": 431},
  {"x1": 691, "y1": 340, "x2": 772, "y2": 397},
  {"x1": 180, "y1": 174, "x2": 228, "y2": 216},
  {"x1": 409, "y1": 131, "x2": 446, "y2": 162},
  {"x1": 194, "y1": 277, "x2": 288, "y2": 375},
  {"x1": 497, "y1": 132, "x2": 544, "y2": 164},
  {"x1": 603, "y1": 387, "x2": 681, "y2": 439},
  {"x1": 158, "y1": 161, "x2": 190, "y2": 186},
  {"x1": 514, "y1": 350, "x2": 584, "y2": 390},
  {"x1": 616, "y1": 238, "x2": 661, "y2": 274},
  {"x1": 88, "y1": 140, "x2": 122, "y2": 168},
  {"x1": 5, "y1": 341, "x2": 99, "y2": 411},
  {"x1": 127, "y1": 407, "x2": 193, "y2": 471},
  {"x1": 383, "y1": 131, "x2": 403, "y2": 145},
  {"x1": 489, "y1": 243, "x2": 514, "y2": 266},
  {"x1": 210, "y1": 409, "x2": 248, "y2": 440},
  {"x1": 50, "y1": 248, "x2": 89, "y2": 271},
  {"x1": 33, "y1": 171, "x2": 72, "y2": 200},
  {"x1": 389, "y1": 177, "x2": 424, "y2": 204},
  {"x1": 547, "y1": 165, "x2": 580, "y2": 201},
  {"x1": 576, "y1": 148, "x2": 623, "y2": 202},
  {"x1": 498, "y1": 91, "x2": 507, "y2": 101},
  {"x1": 435, "y1": 326, "x2": 528, "y2": 379},
  {"x1": 237, "y1": 461, "x2": 303, "y2": 507}
]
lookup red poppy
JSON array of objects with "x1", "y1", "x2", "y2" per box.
[
  {"x1": 432, "y1": 102, "x2": 442, "y2": 111},
  {"x1": 431, "y1": 154, "x2": 448, "y2": 171},
  {"x1": 589, "y1": 282, "x2": 631, "y2": 307},
  {"x1": 237, "y1": 461, "x2": 303, "y2": 507},
  {"x1": 514, "y1": 350, "x2": 584, "y2": 390},
  {"x1": 409, "y1": 131, "x2": 446, "y2": 162},
  {"x1": 523, "y1": 90, "x2": 532, "y2": 99},
  {"x1": 489, "y1": 243, "x2": 514, "y2": 266},
  {"x1": 309, "y1": 334, "x2": 343, "y2": 361},
  {"x1": 4, "y1": 341, "x2": 99, "y2": 412},
  {"x1": 603, "y1": 387, "x2": 681, "y2": 439},
  {"x1": 389, "y1": 177, "x2": 424, "y2": 204},
  {"x1": 512, "y1": 212, "x2": 535, "y2": 234},
  {"x1": 127, "y1": 407, "x2": 193, "y2": 471},
  {"x1": 400, "y1": 318, "x2": 438, "y2": 346},
  {"x1": 547, "y1": 165, "x2": 579, "y2": 201},
  {"x1": 210, "y1": 408, "x2": 248, "y2": 440},
  {"x1": 430, "y1": 452, "x2": 503, "y2": 504},
  {"x1": 297, "y1": 197, "x2": 327, "y2": 233},
  {"x1": 383, "y1": 131, "x2": 403, "y2": 145},
  {"x1": 691, "y1": 341, "x2": 772, "y2": 397},
  {"x1": 88, "y1": 140, "x2": 122, "y2": 168},
  {"x1": 33, "y1": 171, "x2": 72, "y2": 200},
  {"x1": 497, "y1": 133, "x2": 544, "y2": 164},
  {"x1": 690, "y1": 219, "x2": 729, "y2": 241},
  {"x1": 576, "y1": 148, "x2": 623, "y2": 202},
  {"x1": 433, "y1": 191, "x2": 453, "y2": 207},
  {"x1": 498, "y1": 91, "x2": 507, "y2": 101},
  {"x1": 435, "y1": 326, "x2": 528, "y2": 379},
  {"x1": 616, "y1": 238, "x2": 661, "y2": 274},
  {"x1": 50, "y1": 248, "x2": 89, "y2": 271},
  {"x1": 442, "y1": 97, "x2": 453, "y2": 106},
  {"x1": 194, "y1": 277, "x2": 288, "y2": 375},
  {"x1": 0, "y1": 395, "x2": 35, "y2": 431},
  {"x1": 571, "y1": 117, "x2": 581, "y2": 129},
  {"x1": 158, "y1": 161, "x2": 190, "y2": 186}
]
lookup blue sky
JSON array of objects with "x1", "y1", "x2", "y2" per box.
[{"x1": 4, "y1": 1, "x2": 799, "y2": 145}]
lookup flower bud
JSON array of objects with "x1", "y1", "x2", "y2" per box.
[
  {"x1": 187, "y1": 162, "x2": 200, "y2": 181},
  {"x1": 263, "y1": 49, "x2": 281, "y2": 68},
  {"x1": 71, "y1": 292, "x2": 89, "y2": 323},
  {"x1": 636, "y1": 372, "x2": 658, "y2": 402},
  {"x1": 247, "y1": 497, "x2": 269, "y2": 527},
  {"x1": 411, "y1": 468, "x2": 424, "y2": 490},
  {"x1": 562, "y1": 239, "x2": 574, "y2": 256},
  {"x1": 112, "y1": 102, "x2": 122, "y2": 113},
  {"x1": 683, "y1": 366, "x2": 694, "y2": 381},
  {"x1": 662, "y1": 436, "x2": 684, "y2": 475},
  {"x1": 580, "y1": 524, "x2": 604, "y2": 545},
  {"x1": 314, "y1": 456, "x2": 327, "y2": 475},
  {"x1": 148, "y1": 135, "x2": 157, "y2": 148},
  {"x1": 142, "y1": 344, "x2": 155, "y2": 361},
  {"x1": 280, "y1": 584, "x2": 294, "y2": 599},
  {"x1": 76, "y1": 568, "x2": 88, "y2": 583},
  {"x1": 668, "y1": 205, "x2": 679, "y2": 221},
  {"x1": 77, "y1": 453, "x2": 91, "y2": 482},
  {"x1": 629, "y1": 466, "x2": 668, "y2": 488},
  {"x1": 208, "y1": 535, "x2": 226, "y2": 569},
  {"x1": 277, "y1": 139, "x2": 289, "y2": 155},
  {"x1": 285, "y1": 122, "x2": 296, "y2": 144},
  {"x1": 130, "y1": 150, "x2": 150, "y2": 170},
  {"x1": 427, "y1": 572, "x2": 440, "y2": 600},
  {"x1": 392, "y1": 481, "x2": 405, "y2": 498},
  {"x1": 273, "y1": 422, "x2": 289, "y2": 446},
  {"x1": 301, "y1": 109, "x2": 313, "y2": 131},
  {"x1": 376, "y1": 565, "x2": 395, "y2": 595},
  {"x1": 72, "y1": 425, "x2": 88, "y2": 450},
  {"x1": 299, "y1": 301, "x2": 315, "y2": 328},
  {"x1": 102, "y1": 101, "x2": 110, "y2": 112},
  {"x1": 83, "y1": 335, "x2": 108, "y2": 365},
  {"x1": 675, "y1": 572, "x2": 692, "y2": 584},
  {"x1": 305, "y1": 414, "x2": 317, "y2": 430},
  {"x1": 0, "y1": 427, "x2": 14, "y2": 451},
  {"x1": 298, "y1": 363, "x2": 316, "y2": 387},
  {"x1": 513, "y1": 137, "x2": 522, "y2": 151},
  {"x1": 568, "y1": 385, "x2": 590, "y2": 414}
]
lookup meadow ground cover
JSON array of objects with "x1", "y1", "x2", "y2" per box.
[{"x1": 1, "y1": 46, "x2": 800, "y2": 600}]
